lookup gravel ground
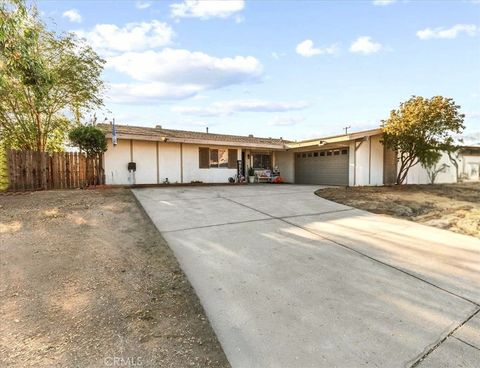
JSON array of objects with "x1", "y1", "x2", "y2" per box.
[
  {"x1": 0, "y1": 189, "x2": 230, "y2": 368},
  {"x1": 316, "y1": 183, "x2": 480, "y2": 239}
]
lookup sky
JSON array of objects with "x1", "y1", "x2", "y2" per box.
[{"x1": 38, "y1": 0, "x2": 480, "y2": 142}]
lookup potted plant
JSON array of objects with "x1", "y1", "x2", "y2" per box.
[{"x1": 248, "y1": 167, "x2": 255, "y2": 183}]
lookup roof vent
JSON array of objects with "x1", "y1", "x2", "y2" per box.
[
  {"x1": 249, "y1": 134, "x2": 254, "y2": 138},
  {"x1": 156, "y1": 125, "x2": 162, "y2": 129}
]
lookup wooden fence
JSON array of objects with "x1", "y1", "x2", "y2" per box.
[{"x1": 6, "y1": 150, "x2": 104, "y2": 191}]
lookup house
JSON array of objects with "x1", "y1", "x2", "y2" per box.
[{"x1": 98, "y1": 123, "x2": 477, "y2": 186}]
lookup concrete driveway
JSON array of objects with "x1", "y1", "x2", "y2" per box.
[{"x1": 133, "y1": 185, "x2": 480, "y2": 368}]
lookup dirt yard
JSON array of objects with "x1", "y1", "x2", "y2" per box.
[
  {"x1": 316, "y1": 183, "x2": 480, "y2": 239},
  {"x1": 0, "y1": 189, "x2": 229, "y2": 368}
]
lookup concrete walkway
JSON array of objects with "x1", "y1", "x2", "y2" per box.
[{"x1": 133, "y1": 185, "x2": 480, "y2": 368}]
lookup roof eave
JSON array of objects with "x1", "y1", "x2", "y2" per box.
[
  {"x1": 286, "y1": 128, "x2": 384, "y2": 150},
  {"x1": 105, "y1": 133, "x2": 286, "y2": 150}
]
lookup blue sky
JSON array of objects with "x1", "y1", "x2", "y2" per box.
[{"x1": 39, "y1": 0, "x2": 480, "y2": 141}]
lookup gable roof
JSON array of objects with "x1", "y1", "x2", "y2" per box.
[{"x1": 98, "y1": 123, "x2": 289, "y2": 149}]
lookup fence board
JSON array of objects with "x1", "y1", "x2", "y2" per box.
[{"x1": 6, "y1": 150, "x2": 104, "y2": 191}]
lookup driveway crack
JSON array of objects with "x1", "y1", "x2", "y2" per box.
[{"x1": 410, "y1": 308, "x2": 480, "y2": 367}]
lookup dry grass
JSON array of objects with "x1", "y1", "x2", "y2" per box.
[
  {"x1": 316, "y1": 183, "x2": 480, "y2": 239},
  {"x1": 0, "y1": 189, "x2": 229, "y2": 368}
]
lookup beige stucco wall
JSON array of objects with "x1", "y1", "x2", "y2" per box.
[
  {"x1": 158, "y1": 142, "x2": 182, "y2": 184},
  {"x1": 183, "y1": 144, "x2": 240, "y2": 183},
  {"x1": 105, "y1": 139, "x2": 131, "y2": 185},
  {"x1": 132, "y1": 140, "x2": 157, "y2": 184},
  {"x1": 105, "y1": 138, "x2": 247, "y2": 185},
  {"x1": 275, "y1": 151, "x2": 295, "y2": 183}
]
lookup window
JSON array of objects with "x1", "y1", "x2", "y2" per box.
[
  {"x1": 253, "y1": 153, "x2": 271, "y2": 169},
  {"x1": 199, "y1": 148, "x2": 237, "y2": 169},
  {"x1": 219, "y1": 149, "x2": 229, "y2": 168},
  {"x1": 308, "y1": 152, "x2": 313, "y2": 157},
  {"x1": 302, "y1": 153, "x2": 307, "y2": 158},
  {"x1": 334, "y1": 150, "x2": 340, "y2": 156},
  {"x1": 326, "y1": 151, "x2": 332, "y2": 156},
  {"x1": 313, "y1": 152, "x2": 318, "y2": 157},
  {"x1": 210, "y1": 149, "x2": 219, "y2": 167},
  {"x1": 341, "y1": 149, "x2": 348, "y2": 155},
  {"x1": 320, "y1": 151, "x2": 325, "y2": 157}
]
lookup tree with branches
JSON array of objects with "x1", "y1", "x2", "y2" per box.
[
  {"x1": 0, "y1": 0, "x2": 105, "y2": 152},
  {"x1": 382, "y1": 96, "x2": 464, "y2": 184}
]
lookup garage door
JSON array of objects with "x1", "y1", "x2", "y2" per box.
[{"x1": 295, "y1": 148, "x2": 349, "y2": 185}]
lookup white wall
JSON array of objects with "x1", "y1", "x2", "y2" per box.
[
  {"x1": 353, "y1": 135, "x2": 384, "y2": 186},
  {"x1": 104, "y1": 139, "x2": 131, "y2": 185},
  {"x1": 404, "y1": 152, "x2": 456, "y2": 184},
  {"x1": 275, "y1": 151, "x2": 295, "y2": 183},
  {"x1": 460, "y1": 155, "x2": 480, "y2": 181},
  {"x1": 133, "y1": 140, "x2": 157, "y2": 184},
  {"x1": 370, "y1": 135, "x2": 384, "y2": 185},
  {"x1": 158, "y1": 142, "x2": 181, "y2": 183}
]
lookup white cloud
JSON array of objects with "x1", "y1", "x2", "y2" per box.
[
  {"x1": 106, "y1": 49, "x2": 262, "y2": 103},
  {"x1": 107, "y1": 48, "x2": 262, "y2": 85},
  {"x1": 296, "y1": 39, "x2": 339, "y2": 57},
  {"x1": 135, "y1": 1, "x2": 152, "y2": 9},
  {"x1": 349, "y1": 36, "x2": 382, "y2": 54},
  {"x1": 466, "y1": 112, "x2": 480, "y2": 120},
  {"x1": 172, "y1": 100, "x2": 309, "y2": 117},
  {"x1": 416, "y1": 24, "x2": 477, "y2": 40},
  {"x1": 62, "y1": 9, "x2": 82, "y2": 23},
  {"x1": 170, "y1": 0, "x2": 245, "y2": 19},
  {"x1": 75, "y1": 20, "x2": 173, "y2": 53},
  {"x1": 372, "y1": 0, "x2": 396, "y2": 6},
  {"x1": 108, "y1": 82, "x2": 202, "y2": 103},
  {"x1": 456, "y1": 132, "x2": 480, "y2": 146},
  {"x1": 268, "y1": 116, "x2": 305, "y2": 126}
]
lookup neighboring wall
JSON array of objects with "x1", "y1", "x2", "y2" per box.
[
  {"x1": 461, "y1": 155, "x2": 480, "y2": 181},
  {"x1": 404, "y1": 152, "x2": 457, "y2": 184},
  {"x1": 275, "y1": 151, "x2": 295, "y2": 183},
  {"x1": 104, "y1": 139, "x2": 241, "y2": 185}
]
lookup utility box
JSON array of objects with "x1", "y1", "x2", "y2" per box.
[{"x1": 127, "y1": 162, "x2": 136, "y2": 172}]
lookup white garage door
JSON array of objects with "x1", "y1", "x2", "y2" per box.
[{"x1": 295, "y1": 148, "x2": 349, "y2": 185}]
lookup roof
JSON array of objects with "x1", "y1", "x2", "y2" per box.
[
  {"x1": 98, "y1": 123, "x2": 289, "y2": 149},
  {"x1": 459, "y1": 146, "x2": 480, "y2": 155},
  {"x1": 286, "y1": 128, "x2": 383, "y2": 150}
]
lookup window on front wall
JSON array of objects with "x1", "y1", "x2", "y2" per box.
[
  {"x1": 210, "y1": 148, "x2": 229, "y2": 168},
  {"x1": 199, "y1": 147, "x2": 237, "y2": 169},
  {"x1": 252, "y1": 153, "x2": 271, "y2": 169}
]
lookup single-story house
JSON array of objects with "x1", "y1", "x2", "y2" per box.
[{"x1": 98, "y1": 123, "x2": 479, "y2": 186}]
